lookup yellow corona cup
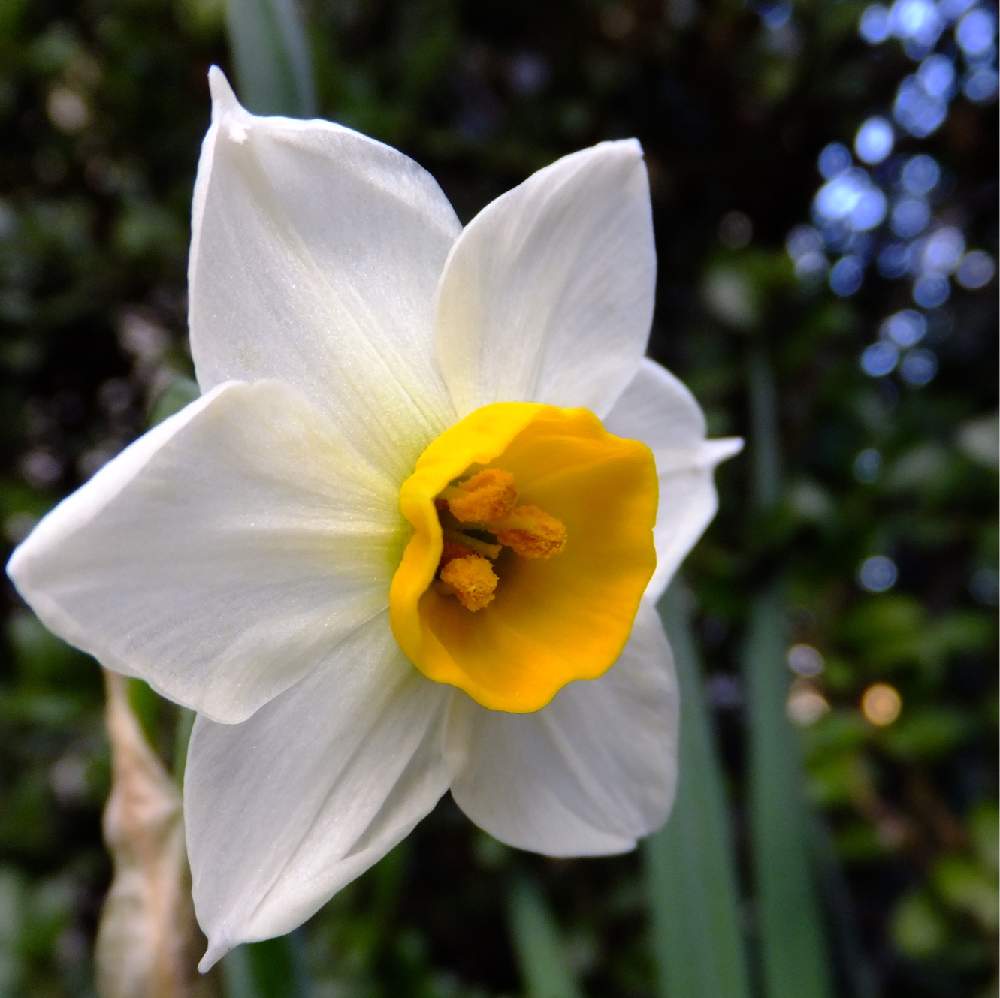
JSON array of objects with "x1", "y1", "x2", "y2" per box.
[{"x1": 391, "y1": 403, "x2": 658, "y2": 711}]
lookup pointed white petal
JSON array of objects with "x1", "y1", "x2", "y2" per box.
[
  {"x1": 185, "y1": 614, "x2": 451, "y2": 969},
  {"x1": 191, "y1": 69, "x2": 461, "y2": 481},
  {"x1": 8, "y1": 380, "x2": 401, "y2": 723},
  {"x1": 435, "y1": 140, "x2": 655, "y2": 417},
  {"x1": 605, "y1": 356, "x2": 707, "y2": 445},
  {"x1": 605, "y1": 359, "x2": 743, "y2": 598},
  {"x1": 446, "y1": 602, "x2": 677, "y2": 857}
]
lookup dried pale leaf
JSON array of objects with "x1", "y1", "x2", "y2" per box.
[{"x1": 96, "y1": 672, "x2": 214, "y2": 998}]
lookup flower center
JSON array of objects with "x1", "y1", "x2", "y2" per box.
[
  {"x1": 389, "y1": 402, "x2": 658, "y2": 713},
  {"x1": 434, "y1": 468, "x2": 567, "y2": 612}
]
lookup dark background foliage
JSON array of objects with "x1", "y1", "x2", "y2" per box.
[{"x1": 0, "y1": 0, "x2": 996, "y2": 995}]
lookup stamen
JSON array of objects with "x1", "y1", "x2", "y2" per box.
[
  {"x1": 441, "y1": 469, "x2": 517, "y2": 523},
  {"x1": 435, "y1": 471, "x2": 566, "y2": 611},
  {"x1": 492, "y1": 504, "x2": 567, "y2": 559},
  {"x1": 439, "y1": 555, "x2": 498, "y2": 612},
  {"x1": 439, "y1": 539, "x2": 475, "y2": 566},
  {"x1": 443, "y1": 529, "x2": 502, "y2": 560}
]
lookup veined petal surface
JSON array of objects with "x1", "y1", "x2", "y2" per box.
[
  {"x1": 434, "y1": 141, "x2": 655, "y2": 418},
  {"x1": 190, "y1": 69, "x2": 461, "y2": 481},
  {"x1": 185, "y1": 613, "x2": 452, "y2": 970},
  {"x1": 605, "y1": 359, "x2": 743, "y2": 599},
  {"x1": 445, "y1": 601, "x2": 678, "y2": 856},
  {"x1": 7, "y1": 380, "x2": 401, "y2": 724}
]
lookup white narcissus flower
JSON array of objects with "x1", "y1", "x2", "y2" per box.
[{"x1": 7, "y1": 68, "x2": 742, "y2": 970}]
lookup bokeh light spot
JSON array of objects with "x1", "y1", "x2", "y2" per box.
[
  {"x1": 912, "y1": 273, "x2": 950, "y2": 308},
  {"x1": 830, "y1": 255, "x2": 864, "y2": 296},
  {"x1": 795, "y1": 251, "x2": 828, "y2": 280},
  {"x1": 854, "y1": 447, "x2": 883, "y2": 482},
  {"x1": 859, "y1": 3, "x2": 892, "y2": 43},
  {"x1": 963, "y1": 66, "x2": 999, "y2": 103},
  {"x1": 787, "y1": 681, "x2": 830, "y2": 726},
  {"x1": 956, "y1": 7, "x2": 996, "y2": 57},
  {"x1": 956, "y1": 249, "x2": 996, "y2": 289},
  {"x1": 853, "y1": 189, "x2": 888, "y2": 231},
  {"x1": 900, "y1": 347, "x2": 939, "y2": 385},
  {"x1": 917, "y1": 53, "x2": 957, "y2": 98},
  {"x1": 818, "y1": 141, "x2": 852, "y2": 179},
  {"x1": 47, "y1": 87, "x2": 90, "y2": 133},
  {"x1": 786, "y1": 224, "x2": 823, "y2": 259},
  {"x1": 920, "y1": 226, "x2": 965, "y2": 273},
  {"x1": 890, "y1": 0, "x2": 942, "y2": 46},
  {"x1": 861, "y1": 341, "x2": 899, "y2": 376},
  {"x1": 787, "y1": 643, "x2": 825, "y2": 677},
  {"x1": 901, "y1": 154, "x2": 941, "y2": 196},
  {"x1": 861, "y1": 682, "x2": 902, "y2": 726},
  {"x1": 894, "y1": 77, "x2": 947, "y2": 137},
  {"x1": 855, "y1": 116, "x2": 895, "y2": 164},
  {"x1": 859, "y1": 555, "x2": 898, "y2": 592},
  {"x1": 816, "y1": 174, "x2": 861, "y2": 221},
  {"x1": 891, "y1": 197, "x2": 931, "y2": 238},
  {"x1": 882, "y1": 308, "x2": 927, "y2": 346}
]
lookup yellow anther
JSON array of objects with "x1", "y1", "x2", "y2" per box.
[
  {"x1": 441, "y1": 469, "x2": 517, "y2": 523},
  {"x1": 493, "y1": 504, "x2": 567, "y2": 560},
  {"x1": 434, "y1": 468, "x2": 565, "y2": 611},
  {"x1": 439, "y1": 554, "x2": 498, "y2": 612}
]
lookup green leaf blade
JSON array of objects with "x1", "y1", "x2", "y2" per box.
[
  {"x1": 745, "y1": 585, "x2": 833, "y2": 998},
  {"x1": 224, "y1": 0, "x2": 316, "y2": 117},
  {"x1": 745, "y1": 343, "x2": 833, "y2": 998},
  {"x1": 644, "y1": 584, "x2": 753, "y2": 998},
  {"x1": 221, "y1": 934, "x2": 309, "y2": 998},
  {"x1": 507, "y1": 875, "x2": 582, "y2": 998}
]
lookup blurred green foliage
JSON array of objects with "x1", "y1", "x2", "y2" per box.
[{"x1": 0, "y1": 1, "x2": 996, "y2": 996}]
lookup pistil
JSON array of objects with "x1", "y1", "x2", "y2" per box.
[{"x1": 442, "y1": 529, "x2": 501, "y2": 560}]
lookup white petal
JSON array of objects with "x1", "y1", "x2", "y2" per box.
[
  {"x1": 434, "y1": 140, "x2": 656, "y2": 417},
  {"x1": 605, "y1": 359, "x2": 743, "y2": 599},
  {"x1": 7, "y1": 380, "x2": 401, "y2": 723},
  {"x1": 185, "y1": 614, "x2": 451, "y2": 970},
  {"x1": 190, "y1": 68, "x2": 461, "y2": 481},
  {"x1": 446, "y1": 601, "x2": 677, "y2": 857}
]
